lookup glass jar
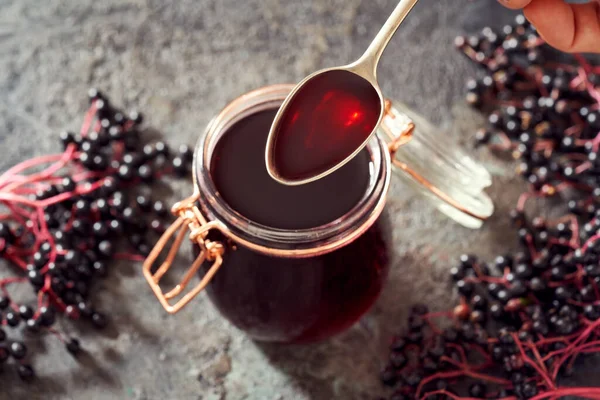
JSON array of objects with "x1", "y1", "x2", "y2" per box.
[{"x1": 143, "y1": 84, "x2": 493, "y2": 343}]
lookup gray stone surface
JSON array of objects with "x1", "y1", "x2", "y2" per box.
[{"x1": 0, "y1": 1, "x2": 587, "y2": 399}]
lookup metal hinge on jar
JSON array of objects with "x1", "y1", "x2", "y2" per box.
[{"x1": 142, "y1": 192, "x2": 225, "y2": 314}]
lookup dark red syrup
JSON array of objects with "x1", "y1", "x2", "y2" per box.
[
  {"x1": 271, "y1": 69, "x2": 382, "y2": 181},
  {"x1": 202, "y1": 108, "x2": 391, "y2": 343},
  {"x1": 211, "y1": 109, "x2": 370, "y2": 229}
]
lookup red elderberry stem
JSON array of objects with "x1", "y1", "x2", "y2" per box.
[
  {"x1": 551, "y1": 319, "x2": 600, "y2": 380},
  {"x1": 530, "y1": 387, "x2": 600, "y2": 400},
  {"x1": 416, "y1": 368, "x2": 512, "y2": 398},
  {"x1": 419, "y1": 390, "x2": 482, "y2": 400},
  {"x1": 80, "y1": 102, "x2": 97, "y2": 137},
  {"x1": 512, "y1": 333, "x2": 555, "y2": 390}
]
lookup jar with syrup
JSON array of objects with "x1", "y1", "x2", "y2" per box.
[{"x1": 143, "y1": 84, "x2": 494, "y2": 343}]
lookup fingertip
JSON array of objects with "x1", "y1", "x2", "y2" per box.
[
  {"x1": 524, "y1": 0, "x2": 575, "y2": 52},
  {"x1": 497, "y1": 0, "x2": 533, "y2": 10}
]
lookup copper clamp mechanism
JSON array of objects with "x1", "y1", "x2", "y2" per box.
[{"x1": 142, "y1": 192, "x2": 225, "y2": 314}]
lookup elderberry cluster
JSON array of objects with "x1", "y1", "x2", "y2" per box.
[
  {"x1": 379, "y1": 15, "x2": 600, "y2": 400},
  {"x1": 0, "y1": 89, "x2": 193, "y2": 381}
]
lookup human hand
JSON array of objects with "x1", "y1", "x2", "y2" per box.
[{"x1": 498, "y1": 0, "x2": 600, "y2": 53}]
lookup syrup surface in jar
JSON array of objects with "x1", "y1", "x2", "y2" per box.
[
  {"x1": 211, "y1": 108, "x2": 370, "y2": 229},
  {"x1": 205, "y1": 107, "x2": 391, "y2": 343},
  {"x1": 270, "y1": 70, "x2": 381, "y2": 182}
]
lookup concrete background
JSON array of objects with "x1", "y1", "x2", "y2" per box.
[{"x1": 0, "y1": 1, "x2": 586, "y2": 399}]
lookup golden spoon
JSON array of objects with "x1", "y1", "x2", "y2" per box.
[{"x1": 265, "y1": 0, "x2": 420, "y2": 186}]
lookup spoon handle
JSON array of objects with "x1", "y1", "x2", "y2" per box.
[{"x1": 358, "y1": 0, "x2": 420, "y2": 76}]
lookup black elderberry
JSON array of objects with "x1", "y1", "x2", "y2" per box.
[
  {"x1": 580, "y1": 285, "x2": 595, "y2": 302},
  {"x1": 66, "y1": 338, "x2": 81, "y2": 355},
  {"x1": 92, "y1": 221, "x2": 109, "y2": 238},
  {"x1": 390, "y1": 351, "x2": 407, "y2": 369},
  {"x1": 71, "y1": 219, "x2": 91, "y2": 235},
  {"x1": 403, "y1": 371, "x2": 423, "y2": 387},
  {"x1": 150, "y1": 219, "x2": 165, "y2": 234},
  {"x1": 18, "y1": 305, "x2": 33, "y2": 320},
  {"x1": 555, "y1": 286, "x2": 572, "y2": 302},
  {"x1": 514, "y1": 263, "x2": 532, "y2": 279},
  {"x1": 93, "y1": 261, "x2": 108, "y2": 277},
  {"x1": 471, "y1": 294, "x2": 486, "y2": 310},
  {"x1": 390, "y1": 337, "x2": 406, "y2": 352},
  {"x1": 496, "y1": 289, "x2": 511, "y2": 303},
  {"x1": 510, "y1": 280, "x2": 527, "y2": 297},
  {"x1": 138, "y1": 165, "x2": 153, "y2": 182},
  {"x1": 117, "y1": 164, "x2": 134, "y2": 181},
  {"x1": 59, "y1": 131, "x2": 76, "y2": 148},
  {"x1": 154, "y1": 154, "x2": 169, "y2": 171},
  {"x1": 469, "y1": 383, "x2": 487, "y2": 397},
  {"x1": 25, "y1": 318, "x2": 40, "y2": 333},
  {"x1": 422, "y1": 357, "x2": 438, "y2": 374},
  {"x1": 390, "y1": 393, "x2": 408, "y2": 400},
  {"x1": 6, "y1": 310, "x2": 20, "y2": 327},
  {"x1": 136, "y1": 195, "x2": 152, "y2": 211},
  {"x1": 39, "y1": 306, "x2": 56, "y2": 327},
  {"x1": 487, "y1": 283, "x2": 501, "y2": 296},
  {"x1": 172, "y1": 156, "x2": 188, "y2": 176},
  {"x1": 460, "y1": 323, "x2": 476, "y2": 342},
  {"x1": 520, "y1": 382, "x2": 538, "y2": 397},
  {"x1": 108, "y1": 219, "x2": 123, "y2": 234},
  {"x1": 584, "y1": 304, "x2": 600, "y2": 320},
  {"x1": 406, "y1": 330, "x2": 423, "y2": 344},
  {"x1": 65, "y1": 305, "x2": 79, "y2": 320},
  {"x1": 427, "y1": 343, "x2": 445, "y2": 360},
  {"x1": 470, "y1": 310, "x2": 486, "y2": 324},
  {"x1": 456, "y1": 280, "x2": 474, "y2": 296},
  {"x1": 64, "y1": 250, "x2": 80, "y2": 268},
  {"x1": 450, "y1": 266, "x2": 465, "y2": 281},
  {"x1": 100, "y1": 178, "x2": 117, "y2": 197},
  {"x1": 529, "y1": 277, "x2": 546, "y2": 292},
  {"x1": 585, "y1": 264, "x2": 600, "y2": 277},
  {"x1": 91, "y1": 154, "x2": 109, "y2": 171},
  {"x1": 17, "y1": 364, "x2": 34, "y2": 381},
  {"x1": 142, "y1": 144, "x2": 158, "y2": 160},
  {"x1": 91, "y1": 312, "x2": 108, "y2": 329},
  {"x1": 120, "y1": 206, "x2": 138, "y2": 224},
  {"x1": 490, "y1": 302, "x2": 504, "y2": 319},
  {"x1": 154, "y1": 141, "x2": 169, "y2": 156},
  {"x1": 178, "y1": 144, "x2": 193, "y2": 161},
  {"x1": 123, "y1": 153, "x2": 143, "y2": 168},
  {"x1": 129, "y1": 110, "x2": 143, "y2": 125},
  {"x1": 409, "y1": 315, "x2": 425, "y2": 332},
  {"x1": 550, "y1": 266, "x2": 566, "y2": 281},
  {"x1": 9, "y1": 341, "x2": 27, "y2": 359},
  {"x1": 380, "y1": 366, "x2": 397, "y2": 386},
  {"x1": 138, "y1": 243, "x2": 151, "y2": 257},
  {"x1": 492, "y1": 345, "x2": 504, "y2": 362},
  {"x1": 153, "y1": 200, "x2": 168, "y2": 217},
  {"x1": 488, "y1": 112, "x2": 503, "y2": 128}
]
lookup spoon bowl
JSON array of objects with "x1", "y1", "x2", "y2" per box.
[
  {"x1": 266, "y1": 0, "x2": 419, "y2": 186},
  {"x1": 265, "y1": 65, "x2": 384, "y2": 185}
]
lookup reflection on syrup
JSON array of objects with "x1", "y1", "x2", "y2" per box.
[{"x1": 271, "y1": 70, "x2": 381, "y2": 181}]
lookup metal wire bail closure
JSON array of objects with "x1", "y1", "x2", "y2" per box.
[
  {"x1": 142, "y1": 192, "x2": 225, "y2": 314},
  {"x1": 379, "y1": 99, "x2": 494, "y2": 229}
]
